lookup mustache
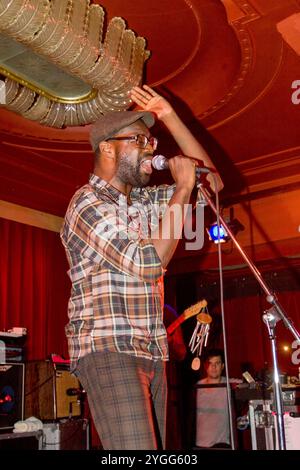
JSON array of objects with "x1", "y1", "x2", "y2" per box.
[{"x1": 139, "y1": 153, "x2": 153, "y2": 162}]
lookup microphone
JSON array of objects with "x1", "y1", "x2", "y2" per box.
[{"x1": 152, "y1": 154, "x2": 210, "y2": 175}]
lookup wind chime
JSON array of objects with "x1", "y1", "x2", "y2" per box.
[{"x1": 189, "y1": 307, "x2": 212, "y2": 370}]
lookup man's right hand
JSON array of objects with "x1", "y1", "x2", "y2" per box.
[
  {"x1": 168, "y1": 155, "x2": 196, "y2": 192},
  {"x1": 151, "y1": 156, "x2": 196, "y2": 268}
]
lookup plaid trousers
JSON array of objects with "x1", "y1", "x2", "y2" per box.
[{"x1": 75, "y1": 351, "x2": 167, "y2": 450}]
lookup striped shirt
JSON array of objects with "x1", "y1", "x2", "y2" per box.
[
  {"x1": 196, "y1": 377, "x2": 230, "y2": 447},
  {"x1": 61, "y1": 174, "x2": 176, "y2": 371}
]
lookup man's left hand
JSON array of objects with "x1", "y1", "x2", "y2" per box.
[{"x1": 130, "y1": 84, "x2": 173, "y2": 120}]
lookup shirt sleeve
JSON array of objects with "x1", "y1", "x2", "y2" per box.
[
  {"x1": 143, "y1": 183, "x2": 176, "y2": 207},
  {"x1": 131, "y1": 184, "x2": 176, "y2": 220},
  {"x1": 61, "y1": 193, "x2": 163, "y2": 283}
]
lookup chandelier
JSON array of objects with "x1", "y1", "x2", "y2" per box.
[{"x1": 0, "y1": 0, "x2": 150, "y2": 127}]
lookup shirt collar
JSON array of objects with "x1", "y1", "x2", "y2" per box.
[
  {"x1": 89, "y1": 173, "x2": 148, "y2": 203},
  {"x1": 89, "y1": 173, "x2": 127, "y2": 203}
]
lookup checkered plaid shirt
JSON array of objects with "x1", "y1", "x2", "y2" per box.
[{"x1": 61, "y1": 174, "x2": 176, "y2": 370}]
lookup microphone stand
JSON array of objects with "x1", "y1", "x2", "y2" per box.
[{"x1": 197, "y1": 182, "x2": 300, "y2": 450}]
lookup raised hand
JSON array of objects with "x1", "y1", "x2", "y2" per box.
[
  {"x1": 130, "y1": 84, "x2": 174, "y2": 120},
  {"x1": 131, "y1": 85, "x2": 224, "y2": 192}
]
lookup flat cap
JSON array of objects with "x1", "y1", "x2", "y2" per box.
[{"x1": 89, "y1": 110, "x2": 155, "y2": 153}]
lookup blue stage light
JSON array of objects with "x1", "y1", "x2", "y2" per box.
[{"x1": 207, "y1": 223, "x2": 228, "y2": 243}]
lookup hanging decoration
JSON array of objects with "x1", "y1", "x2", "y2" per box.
[{"x1": 189, "y1": 306, "x2": 212, "y2": 370}]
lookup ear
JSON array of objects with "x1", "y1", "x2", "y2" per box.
[{"x1": 99, "y1": 141, "x2": 115, "y2": 158}]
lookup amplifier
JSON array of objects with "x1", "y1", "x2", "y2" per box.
[
  {"x1": 0, "y1": 363, "x2": 24, "y2": 429},
  {"x1": 0, "y1": 332, "x2": 26, "y2": 363},
  {"x1": 0, "y1": 430, "x2": 43, "y2": 449},
  {"x1": 25, "y1": 360, "x2": 82, "y2": 420}
]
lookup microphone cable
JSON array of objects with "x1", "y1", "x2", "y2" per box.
[{"x1": 197, "y1": 173, "x2": 236, "y2": 450}]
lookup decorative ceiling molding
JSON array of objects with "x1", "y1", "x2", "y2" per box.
[
  {"x1": 235, "y1": 147, "x2": 300, "y2": 171},
  {"x1": 150, "y1": 0, "x2": 202, "y2": 87},
  {"x1": 0, "y1": 0, "x2": 150, "y2": 127},
  {"x1": 189, "y1": 1, "x2": 262, "y2": 122},
  {"x1": 221, "y1": 0, "x2": 259, "y2": 24},
  {"x1": 201, "y1": 1, "x2": 293, "y2": 128},
  {"x1": 205, "y1": 42, "x2": 285, "y2": 129}
]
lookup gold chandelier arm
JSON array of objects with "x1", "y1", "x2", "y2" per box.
[
  {"x1": 0, "y1": 0, "x2": 150, "y2": 127},
  {"x1": 6, "y1": 0, "x2": 50, "y2": 40},
  {"x1": 30, "y1": 0, "x2": 72, "y2": 53},
  {"x1": 99, "y1": 29, "x2": 136, "y2": 90},
  {"x1": 5, "y1": 77, "x2": 20, "y2": 103},
  {"x1": 64, "y1": 4, "x2": 105, "y2": 70},
  {"x1": 82, "y1": 17, "x2": 126, "y2": 86},
  {"x1": 23, "y1": 94, "x2": 51, "y2": 121},
  {"x1": 6, "y1": 85, "x2": 35, "y2": 113}
]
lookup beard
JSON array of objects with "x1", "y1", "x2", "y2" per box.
[{"x1": 117, "y1": 152, "x2": 150, "y2": 187}]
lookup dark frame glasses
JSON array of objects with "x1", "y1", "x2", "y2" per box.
[{"x1": 106, "y1": 134, "x2": 158, "y2": 150}]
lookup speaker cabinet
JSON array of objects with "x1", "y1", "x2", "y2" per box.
[
  {"x1": 25, "y1": 361, "x2": 81, "y2": 420},
  {"x1": 0, "y1": 363, "x2": 24, "y2": 429},
  {"x1": 0, "y1": 430, "x2": 43, "y2": 449}
]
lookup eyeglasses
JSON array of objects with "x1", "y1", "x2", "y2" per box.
[{"x1": 106, "y1": 134, "x2": 158, "y2": 150}]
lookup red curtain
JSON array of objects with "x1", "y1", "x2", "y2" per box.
[
  {"x1": 1, "y1": 216, "x2": 299, "y2": 376},
  {"x1": 0, "y1": 217, "x2": 70, "y2": 361},
  {"x1": 1, "y1": 217, "x2": 299, "y2": 450},
  {"x1": 223, "y1": 291, "x2": 300, "y2": 378}
]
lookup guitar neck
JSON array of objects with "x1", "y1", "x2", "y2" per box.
[
  {"x1": 167, "y1": 316, "x2": 184, "y2": 335},
  {"x1": 166, "y1": 300, "x2": 207, "y2": 335}
]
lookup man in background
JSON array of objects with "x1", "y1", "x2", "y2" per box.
[{"x1": 195, "y1": 349, "x2": 241, "y2": 448}]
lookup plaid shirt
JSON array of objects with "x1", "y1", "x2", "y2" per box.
[{"x1": 61, "y1": 174, "x2": 176, "y2": 370}]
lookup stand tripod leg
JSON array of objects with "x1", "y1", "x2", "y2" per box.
[{"x1": 263, "y1": 310, "x2": 286, "y2": 450}]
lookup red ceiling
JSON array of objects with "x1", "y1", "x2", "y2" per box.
[{"x1": 0, "y1": 0, "x2": 300, "y2": 218}]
